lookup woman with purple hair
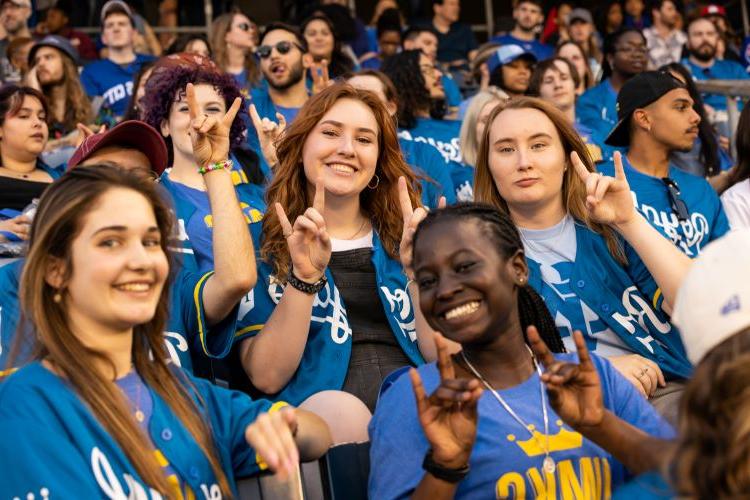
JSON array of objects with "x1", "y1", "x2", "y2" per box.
[{"x1": 141, "y1": 53, "x2": 265, "y2": 273}]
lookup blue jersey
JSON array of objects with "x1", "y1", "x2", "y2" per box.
[
  {"x1": 599, "y1": 157, "x2": 729, "y2": 257},
  {"x1": 613, "y1": 471, "x2": 673, "y2": 499},
  {"x1": 369, "y1": 352, "x2": 674, "y2": 499},
  {"x1": 399, "y1": 137, "x2": 456, "y2": 208},
  {"x1": 526, "y1": 222, "x2": 692, "y2": 380},
  {"x1": 0, "y1": 361, "x2": 278, "y2": 498},
  {"x1": 451, "y1": 162, "x2": 475, "y2": 202},
  {"x1": 158, "y1": 163, "x2": 265, "y2": 274},
  {"x1": 576, "y1": 79, "x2": 619, "y2": 143},
  {"x1": 490, "y1": 34, "x2": 554, "y2": 60},
  {"x1": 681, "y1": 58, "x2": 749, "y2": 112},
  {"x1": 0, "y1": 259, "x2": 236, "y2": 375},
  {"x1": 398, "y1": 117, "x2": 463, "y2": 165},
  {"x1": 234, "y1": 224, "x2": 424, "y2": 406},
  {"x1": 80, "y1": 54, "x2": 156, "y2": 117},
  {"x1": 441, "y1": 74, "x2": 462, "y2": 107}
]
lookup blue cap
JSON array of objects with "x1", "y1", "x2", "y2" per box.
[
  {"x1": 486, "y1": 45, "x2": 537, "y2": 74},
  {"x1": 28, "y1": 35, "x2": 81, "y2": 66}
]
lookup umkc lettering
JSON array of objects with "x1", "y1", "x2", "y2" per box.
[
  {"x1": 495, "y1": 457, "x2": 612, "y2": 499},
  {"x1": 398, "y1": 130, "x2": 463, "y2": 164}
]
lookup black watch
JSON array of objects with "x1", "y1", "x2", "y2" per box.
[
  {"x1": 287, "y1": 270, "x2": 327, "y2": 295},
  {"x1": 422, "y1": 449, "x2": 470, "y2": 483}
]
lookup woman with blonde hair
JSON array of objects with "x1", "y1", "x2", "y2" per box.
[
  {"x1": 210, "y1": 8, "x2": 260, "y2": 92},
  {"x1": 474, "y1": 96, "x2": 693, "y2": 421},
  {"x1": 236, "y1": 83, "x2": 439, "y2": 441},
  {"x1": 458, "y1": 88, "x2": 507, "y2": 168}
]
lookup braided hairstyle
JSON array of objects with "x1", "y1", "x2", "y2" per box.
[{"x1": 412, "y1": 203, "x2": 566, "y2": 353}]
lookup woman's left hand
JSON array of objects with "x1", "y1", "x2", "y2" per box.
[
  {"x1": 186, "y1": 82, "x2": 242, "y2": 168},
  {"x1": 398, "y1": 176, "x2": 445, "y2": 279},
  {"x1": 572, "y1": 150, "x2": 636, "y2": 230},
  {"x1": 245, "y1": 406, "x2": 300, "y2": 480}
]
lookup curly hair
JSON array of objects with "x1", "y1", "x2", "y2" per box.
[
  {"x1": 380, "y1": 50, "x2": 431, "y2": 130},
  {"x1": 672, "y1": 328, "x2": 750, "y2": 498},
  {"x1": 260, "y1": 82, "x2": 421, "y2": 280},
  {"x1": 141, "y1": 54, "x2": 247, "y2": 164}
]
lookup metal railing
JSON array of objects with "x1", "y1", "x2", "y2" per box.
[{"x1": 695, "y1": 80, "x2": 750, "y2": 152}]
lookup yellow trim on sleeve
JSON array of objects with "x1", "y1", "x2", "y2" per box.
[
  {"x1": 235, "y1": 324, "x2": 264, "y2": 338},
  {"x1": 0, "y1": 367, "x2": 18, "y2": 378},
  {"x1": 652, "y1": 288, "x2": 663, "y2": 310},
  {"x1": 193, "y1": 271, "x2": 215, "y2": 356}
]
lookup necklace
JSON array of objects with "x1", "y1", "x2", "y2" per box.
[
  {"x1": 0, "y1": 166, "x2": 32, "y2": 179},
  {"x1": 460, "y1": 347, "x2": 556, "y2": 474},
  {"x1": 344, "y1": 217, "x2": 368, "y2": 240}
]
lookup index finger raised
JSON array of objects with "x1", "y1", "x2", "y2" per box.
[
  {"x1": 398, "y1": 176, "x2": 414, "y2": 223},
  {"x1": 185, "y1": 82, "x2": 199, "y2": 121},
  {"x1": 571, "y1": 330, "x2": 594, "y2": 370},
  {"x1": 612, "y1": 151, "x2": 626, "y2": 182},
  {"x1": 526, "y1": 325, "x2": 557, "y2": 369},
  {"x1": 312, "y1": 167, "x2": 326, "y2": 213},
  {"x1": 222, "y1": 97, "x2": 242, "y2": 128},
  {"x1": 435, "y1": 332, "x2": 456, "y2": 381},
  {"x1": 570, "y1": 151, "x2": 590, "y2": 184},
  {"x1": 249, "y1": 103, "x2": 263, "y2": 129}
]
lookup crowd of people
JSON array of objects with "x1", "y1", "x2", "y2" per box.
[{"x1": 0, "y1": 0, "x2": 749, "y2": 498}]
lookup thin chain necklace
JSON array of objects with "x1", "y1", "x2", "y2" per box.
[
  {"x1": 460, "y1": 347, "x2": 557, "y2": 474},
  {"x1": 343, "y1": 217, "x2": 368, "y2": 240}
]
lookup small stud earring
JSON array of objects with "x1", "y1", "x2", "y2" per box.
[{"x1": 53, "y1": 291, "x2": 62, "y2": 303}]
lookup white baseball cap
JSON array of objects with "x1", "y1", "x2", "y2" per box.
[{"x1": 672, "y1": 229, "x2": 750, "y2": 365}]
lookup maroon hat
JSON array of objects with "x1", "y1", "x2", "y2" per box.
[{"x1": 68, "y1": 120, "x2": 168, "y2": 174}]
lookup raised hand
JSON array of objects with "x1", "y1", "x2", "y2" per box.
[
  {"x1": 411, "y1": 333, "x2": 482, "y2": 468},
  {"x1": 185, "y1": 82, "x2": 242, "y2": 168},
  {"x1": 572, "y1": 150, "x2": 636, "y2": 229},
  {"x1": 398, "y1": 177, "x2": 445, "y2": 279},
  {"x1": 275, "y1": 172, "x2": 331, "y2": 282},
  {"x1": 244, "y1": 406, "x2": 300, "y2": 480},
  {"x1": 249, "y1": 103, "x2": 286, "y2": 167},
  {"x1": 527, "y1": 327, "x2": 605, "y2": 428},
  {"x1": 74, "y1": 123, "x2": 106, "y2": 148},
  {"x1": 310, "y1": 59, "x2": 332, "y2": 95}
]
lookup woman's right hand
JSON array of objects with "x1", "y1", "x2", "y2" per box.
[
  {"x1": 410, "y1": 333, "x2": 482, "y2": 468},
  {"x1": 0, "y1": 215, "x2": 31, "y2": 241},
  {"x1": 249, "y1": 104, "x2": 286, "y2": 168},
  {"x1": 244, "y1": 406, "x2": 300, "y2": 480},
  {"x1": 608, "y1": 354, "x2": 665, "y2": 398},
  {"x1": 274, "y1": 173, "x2": 331, "y2": 282}
]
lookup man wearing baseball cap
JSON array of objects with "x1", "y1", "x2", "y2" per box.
[
  {"x1": 599, "y1": 70, "x2": 729, "y2": 259},
  {"x1": 80, "y1": 0, "x2": 156, "y2": 122},
  {"x1": 643, "y1": 0, "x2": 686, "y2": 69},
  {"x1": 0, "y1": 0, "x2": 32, "y2": 83},
  {"x1": 486, "y1": 44, "x2": 537, "y2": 97}
]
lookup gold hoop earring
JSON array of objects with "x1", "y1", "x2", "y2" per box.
[{"x1": 367, "y1": 174, "x2": 380, "y2": 190}]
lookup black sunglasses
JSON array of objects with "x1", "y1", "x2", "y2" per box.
[
  {"x1": 662, "y1": 177, "x2": 689, "y2": 222},
  {"x1": 256, "y1": 41, "x2": 302, "y2": 59}
]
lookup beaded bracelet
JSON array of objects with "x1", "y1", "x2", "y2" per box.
[{"x1": 198, "y1": 159, "x2": 233, "y2": 175}]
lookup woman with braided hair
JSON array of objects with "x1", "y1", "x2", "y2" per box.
[{"x1": 369, "y1": 203, "x2": 674, "y2": 499}]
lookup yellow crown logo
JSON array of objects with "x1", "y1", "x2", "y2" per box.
[{"x1": 506, "y1": 420, "x2": 583, "y2": 457}]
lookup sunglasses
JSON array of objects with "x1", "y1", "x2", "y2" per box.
[
  {"x1": 662, "y1": 177, "x2": 689, "y2": 222},
  {"x1": 256, "y1": 41, "x2": 303, "y2": 59}
]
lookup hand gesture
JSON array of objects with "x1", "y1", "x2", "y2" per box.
[
  {"x1": 0, "y1": 214, "x2": 31, "y2": 241},
  {"x1": 244, "y1": 406, "x2": 300, "y2": 480},
  {"x1": 185, "y1": 82, "x2": 242, "y2": 168},
  {"x1": 411, "y1": 333, "x2": 482, "y2": 468},
  {"x1": 572, "y1": 150, "x2": 636, "y2": 229},
  {"x1": 527, "y1": 327, "x2": 605, "y2": 428},
  {"x1": 24, "y1": 65, "x2": 40, "y2": 91},
  {"x1": 275, "y1": 173, "x2": 331, "y2": 282},
  {"x1": 310, "y1": 59, "x2": 332, "y2": 95},
  {"x1": 398, "y1": 176, "x2": 445, "y2": 279},
  {"x1": 608, "y1": 354, "x2": 665, "y2": 398},
  {"x1": 249, "y1": 104, "x2": 286, "y2": 167}
]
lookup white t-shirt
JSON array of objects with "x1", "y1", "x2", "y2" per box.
[
  {"x1": 330, "y1": 230, "x2": 374, "y2": 252},
  {"x1": 721, "y1": 180, "x2": 750, "y2": 230}
]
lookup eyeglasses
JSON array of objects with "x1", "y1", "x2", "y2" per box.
[
  {"x1": 615, "y1": 45, "x2": 648, "y2": 55},
  {"x1": 256, "y1": 41, "x2": 303, "y2": 59},
  {"x1": 662, "y1": 177, "x2": 689, "y2": 222}
]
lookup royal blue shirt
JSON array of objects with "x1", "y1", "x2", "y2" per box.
[
  {"x1": 234, "y1": 225, "x2": 424, "y2": 406},
  {"x1": 80, "y1": 54, "x2": 156, "y2": 118},
  {"x1": 399, "y1": 137, "x2": 456, "y2": 208},
  {"x1": 0, "y1": 361, "x2": 280, "y2": 498},
  {"x1": 681, "y1": 58, "x2": 749, "y2": 112},
  {"x1": 490, "y1": 34, "x2": 554, "y2": 60},
  {"x1": 599, "y1": 157, "x2": 730, "y2": 257},
  {"x1": 576, "y1": 79, "x2": 619, "y2": 142},
  {"x1": 398, "y1": 117, "x2": 463, "y2": 165},
  {"x1": 613, "y1": 471, "x2": 673, "y2": 499},
  {"x1": 442, "y1": 74, "x2": 462, "y2": 107},
  {"x1": 369, "y1": 352, "x2": 674, "y2": 499}
]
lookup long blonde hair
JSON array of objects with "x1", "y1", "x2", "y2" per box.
[
  {"x1": 459, "y1": 88, "x2": 507, "y2": 168},
  {"x1": 16, "y1": 166, "x2": 233, "y2": 497},
  {"x1": 474, "y1": 96, "x2": 625, "y2": 263}
]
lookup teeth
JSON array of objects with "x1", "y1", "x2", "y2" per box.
[
  {"x1": 115, "y1": 283, "x2": 151, "y2": 292},
  {"x1": 444, "y1": 301, "x2": 480, "y2": 320},
  {"x1": 329, "y1": 164, "x2": 355, "y2": 174}
]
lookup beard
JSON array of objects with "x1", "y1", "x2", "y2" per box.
[
  {"x1": 39, "y1": 72, "x2": 63, "y2": 87},
  {"x1": 267, "y1": 60, "x2": 305, "y2": 91},
  {"x1": 691, "y1": 43, "x2": 716, "y2": 62}
]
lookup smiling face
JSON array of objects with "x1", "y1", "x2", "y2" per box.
[
  {"x1": 0, "y1": 94, "x2": 49, "y2": 159},
  {"x1": 419, "y1": 52, "x2": 445, "y2": 99},
  {"x1": 538, "y1": 60, "x2": 576, "y2": 111},
  {"x1": 259, "y1": 29, "x2": 306, "y2": 91},
  {"x1": 160, "y1": 83, "x2": 226, "y2": 161},
  {"x1": 414, "y1": 218, "x2": 526, "y2": 345},
  {"x1": 302, "y1": 97, "x2": 379, "y2": 200},
  {"x1": 59, "y1": 187, "x2": 169, "y2": 337},
  {"x1": 304, "y1": 18, "x2": 335, "y2": 60},
  {"x1": 487, "y1": 107, "x2": 567, "y2": 215}
]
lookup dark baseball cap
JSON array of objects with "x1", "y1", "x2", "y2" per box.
[
  {"x1": 28, "y1": 35, "x2": 80, "y2": 66},
  {"x1": 604, "y1": 71, "x2": 686, "y2": 147},
  {"x1": 68, "y1": 120, "x2": 168, "y2": 175}
]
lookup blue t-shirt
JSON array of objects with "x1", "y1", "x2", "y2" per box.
[
  {"x1": 398, "y1": 117, "x2": 463, "y2": 165},
  {"x1": 613, "y1": 471, "x2": 673, "y2": 499},
  {"x1": 369, "y1": 352, "x2": 674, "y2": 499},
  {"x1": 80, "y1": 54, "x2": 156, "y2": 117},
  {"x1": 599, "y1": 157, "x2": 730, "y2": 257},
  {"x1": 276, "y1": 105, "x2": 300, "y2": 125},
  {"x1": 490, "y1": 34, "x2": 554, "y2": 61},
  {"x1": 451, "y1": 162, "x2": 475, "y2": 202},
  {"x1": 576, "y1": 79, "x2": 618, "y2": 142},
  {"x1": 399, "y1": 137, "x2": 456, "y2": 207},
  {"x1": 434, "y1": 22, "x2": 478, "y2": 64},
  {"x1": 681, "y1": 58, "x2": 749, "y2": 112},
  {"x1": 441, "y1": 74, "x2": 462, "y2": 107},
  {"x1": 575, "y1": 122, "x2": 605, "y2": 164}
]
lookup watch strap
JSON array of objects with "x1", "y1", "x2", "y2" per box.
[
  {"x1": 287, "y1": 271, "x2": 327, "y2": 295},
  {"x1": 421, "y1": 449, "x2": 469, "y2": 484}
]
